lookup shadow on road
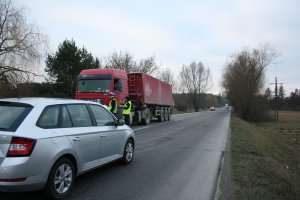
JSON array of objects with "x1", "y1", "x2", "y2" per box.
[{"x1": 0, "y1": 162, "x2": 125, "y2": 200}]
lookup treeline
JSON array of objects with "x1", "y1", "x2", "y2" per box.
[
  {"x1": 173, "y1": 93, "x2": 228, "y2": 112},
  {"x1": 265, "y1": 88, "x2": 300, "y2": 111},
  {"x1": 286, "y1": 89, "x2": 300, "y2": 110},
  {"x1": 1, "y1": 26, "x2": 222, "y2": 111},
  {"x1": 1, "y1": 82, "x2": 66, "y2": 98},
  {"x1": 3, "y1": 82, "x2": 228, "y2": 112}
]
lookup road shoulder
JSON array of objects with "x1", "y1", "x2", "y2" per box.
[{"x1": 214, "y1": 118, "x2": 235, "y2": 200}]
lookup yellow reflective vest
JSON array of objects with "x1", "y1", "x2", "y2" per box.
[
  {"x1": 108, "y1": 98, "x2": 117, "y2": 114},
  {"x1": 122, "y1": 100, "x2": 132, "y2": 115}
]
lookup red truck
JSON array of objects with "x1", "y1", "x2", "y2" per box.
[{"x1": 75, "y1": 68, "x2": 174, "y2": 125}]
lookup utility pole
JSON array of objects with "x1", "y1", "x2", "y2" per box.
[{"x1": 270, "y1": 77, "x2": 283, "y2": 120}]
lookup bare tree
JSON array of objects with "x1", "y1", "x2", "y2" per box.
[
  {"x1": 157, "y1": 67, "x2": 179, "y2": 93},
  {"x1": 104, "y1": 50, "x2": 158, "y2": 76},
  {"x1": 222, "y1": 44, "x2": 279, "y2": 121},
  {"x1": 0, "y1": 0, "x2": 48, "y2": 97},
  {"x1": 158, "y1": 67, "x2": 174, "y2": 84},
  {"x1": 133, "y1": 55, "x2": 158, "y2": 76},
  {"x1": 179, "y1": 61, "x2": 212, "y2": 112},
  {"x1": 104, "y1": 50, "x2": 135, "y2": 72}
]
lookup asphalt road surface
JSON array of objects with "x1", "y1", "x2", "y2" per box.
[{"x1": 1, "y1": 108, "x2": 230, "y2": 200}]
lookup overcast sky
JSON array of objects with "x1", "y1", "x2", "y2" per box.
[{"x1": 18, "y1": 0, "x2": 300, "y2": 95}]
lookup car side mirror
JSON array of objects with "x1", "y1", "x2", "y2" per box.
[{"x1": 117, "y1": 119, "x2": 125, "y2": 126}]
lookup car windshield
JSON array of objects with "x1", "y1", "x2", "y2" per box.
[
  {"x1": 77, "y1": 79, "x2": 111, "y2": 93},
  {"x1": 0, "y1": 103, "x2": 32, "y2": 131}
]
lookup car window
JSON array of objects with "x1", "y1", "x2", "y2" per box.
[
  {"x1": 66, "y1": 104, "x2": 92, "y2": 127},
  {"x1": 38, "y1": 106, "x2": 60, "y2": 128},
  {"x1": 62, "y1": 106, "x2": 73, "y2": 128},
  {"x1": 0, "y1": 103, "x2": 31, "y2": 131},
  {"x1": 89, "y1": 104, "x2": 116, "y2": 126}
]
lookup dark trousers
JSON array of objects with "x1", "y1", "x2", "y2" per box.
[{"x1": 124, "y1": 114, "x2": 131, "y2": 126}]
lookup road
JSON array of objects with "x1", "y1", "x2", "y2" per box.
[{"x1": 1, "y1": 108, "x2": 230, "y2": 200}]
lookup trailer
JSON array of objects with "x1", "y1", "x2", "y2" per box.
[
  {"x1": 128, "y1": 73, "x2": 173, "y2": 124},
  {"x1": 75, "y1": 69, "x2": 174, "y2": 125}
]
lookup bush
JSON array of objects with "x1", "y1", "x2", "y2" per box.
[
  {"x1": 237, "y1": 95, "x2": 271, "y2": 122},
  {"x1": 175, "y1": 103, "x2": 188, "y2": 111}
]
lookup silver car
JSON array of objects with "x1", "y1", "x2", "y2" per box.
[{"x1": 0, "y1": 98, "x2": 135, "y2": 199}]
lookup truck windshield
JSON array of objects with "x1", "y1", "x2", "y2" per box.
[{"x1": 77, "y1": 79, "x2": 111, "y2": 93}]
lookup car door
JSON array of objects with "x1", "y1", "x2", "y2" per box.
[
  {"x1": 89, "y1": 104, "x2": 125, "y2": 161},
  {"x1": 60, "y1": 104, "x2": 101, "y2": 171}
]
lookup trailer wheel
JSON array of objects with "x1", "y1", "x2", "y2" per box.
[
  {"x1": 165, "y1": 107, "x2": 171, "y2": 121},
  {"x1": 141, "y1": 108, "x2": 151, "y2": 125},
  {"x1": 168, "y1": 108, "x2": 171, "y2": 121},
  {"x1": 158, "y1": 108, "x2": 165, "y2": 122},
  {"x1": 164, "y1": 107, "x2": 169, "y2": 121}
]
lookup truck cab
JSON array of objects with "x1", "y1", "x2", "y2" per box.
[{"x1": 75, "y1": 69, "x2": 128, "y2": 106}]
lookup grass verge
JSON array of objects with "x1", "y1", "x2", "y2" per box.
[{"x1": 231, "y1": 111, "x2": 300, "y2": 200}]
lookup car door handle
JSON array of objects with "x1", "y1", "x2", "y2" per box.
[
  {"x1": 73, "y1": 137, "x2": 82, "y2": 141},
  {"x1": 100, "y1": 133, "x2": 107, "y2": 138}
]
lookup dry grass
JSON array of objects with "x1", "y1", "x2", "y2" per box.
[{"x1": 231, "y1": 111, "x2": 300, "y2": 200}]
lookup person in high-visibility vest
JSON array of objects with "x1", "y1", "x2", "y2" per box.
[
  {"x1": 122, "y1": 96, "x2": 132, "y2": 126},
  {"x1": 108, "y1": 92, "x2": 118, "y2": 117}
]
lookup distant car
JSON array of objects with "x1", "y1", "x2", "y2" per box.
[
  {"x1": 210, "y1": 106, "x2": 215, "y2": 111},
  {"x1": 0, "y1": 98, "x2": 135, "y2": 199}
]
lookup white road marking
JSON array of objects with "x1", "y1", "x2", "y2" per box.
[{"x1": 133, "y1": 126, "x2": 151, "y2": 131}]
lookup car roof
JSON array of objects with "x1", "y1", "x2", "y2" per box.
[{"x1": 0, "y1": 97, "x2": 99, "y2": 107}]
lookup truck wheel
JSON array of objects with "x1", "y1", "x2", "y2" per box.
[
  {"x1": 141, "y1": 108, "x2": 151, "y2": 125},
  {"x1": 168, "y1": 108, "x2": 171, "y2": 121},
  {"x1": 158, "y1": 108, "x2": 165, "y2": 122},
  {"x1": 44, "y1": 158, "x2": 75, "y2": 200},
  {"x1": 164, "y1": 107, "x2": 169, "y2": 121}
]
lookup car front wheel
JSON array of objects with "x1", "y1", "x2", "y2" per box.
[{"x1": 44, "y1": 158, "x2": 75, "y2": 200}]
